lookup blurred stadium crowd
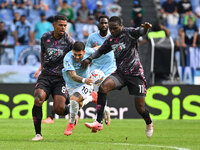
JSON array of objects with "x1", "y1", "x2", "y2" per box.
[
  {"x1": 0, "y1": 0, "x2": 121, "y2": 46},
  {"x1": 0, "y1": 0, "x2": 200, "y2": 84}
]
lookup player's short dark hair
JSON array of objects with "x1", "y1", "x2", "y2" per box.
[
  {"x1": 109, "y1": 16, "x2": 122, "y2": 25},
  {"x1": 53, "y1": 15, "x2": 68, "y2": 23},
  {"x1": 98, "y1": 15, "x2": 109, "y2": 22},
  {"x1": 72, "y1": 41, "x2": 85, "y2": 51}
]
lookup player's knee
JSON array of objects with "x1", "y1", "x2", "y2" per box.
[
  {"x1": 135, "y1": 104, "x2": 145, "y2": 114},
  {"x1": 99, "y1": 84, "x2": 109, "y2": 93},
  {"x1": 71, "y1": 94, "x2": 82, "y2": 103},
  {"x1": 54, "y1": 105, "x2": 64, "y2": 115},
  {"x1": 34, "y1": 96, "x2": 43, "y2": 107}
]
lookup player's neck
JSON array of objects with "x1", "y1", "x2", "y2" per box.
[
  {"x1": 53, "y1": 32, "x2": 62, "y2": 39},
  {"x1": 99, "y1": 31, "x2": 107, "y2": 37}
]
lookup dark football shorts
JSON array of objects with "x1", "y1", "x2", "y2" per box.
[
  {"x1": 35, "y1": 74, "x2": 68, "y2": 101},
  {"x1": 109, "y1": 71, "x2": 147, "y2": 97}
]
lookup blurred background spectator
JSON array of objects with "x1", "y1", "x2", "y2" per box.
[
  {"x1": 14, "y1": 15, "x2": 34, "y2": 45},
  {"x1": 76, "y1": 0, "x2": 90, "y2": 23},
  {"x1": 181, "y1": 16, "x2": 198, "y2": 48},
  {"x1": 130, "y1": 0, "x2": 144, "y2": 27},
  {"x1": 0, "y1": 0, "x2": 9, "y2": 9},
  {"x1": 160, "y1": 0, "x2": 179, "y2": 26},
  {"x1": 30, "y1": 0, "x2": 43, "y2": 10},
  {"x1": 57, "y1": 1, "x2": 75, "y2": 24},
  {"x1": 106, "y1": 0, "x2": 121, "y2": 17},
  {"x1": 0, "y1": 21, "x2": 8, "y2": 46},
  {"x1": 82, "y1": 15, "x2": 98, "y2": 42},
  {"x1": 34, "y1": 12, "x2": 53, "y2": 44},
  {"x1": 12, "y1": 0, "x2": 28, "y2": 9},
  {"x1": 93, "y1": 1, "x2": 105, "y2": 24}
]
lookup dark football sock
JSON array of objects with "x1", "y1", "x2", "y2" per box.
[
  {"x1": 64, "y1": 104, "x2": 69, "y2": 115},
  {"x1": 32, "y1": 105, "x2": 42, "y2": 135},
  {"x1": 49, "y1": 110, "x2": 55, "y2": 119},
  {"x1": 140, "y1": 109, "x2": 152, "y2": 125},
  {"x1": 96, "y1": 92, "x2": 107, "y2": 123}
]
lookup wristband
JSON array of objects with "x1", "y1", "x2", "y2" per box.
[{"x1": 82, "y1": 78, "x2": 86, "y2": 83}]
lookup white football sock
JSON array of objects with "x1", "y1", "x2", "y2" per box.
[
  {"x1": 69, "y1": 100, "x2": 79, "y2": 124},
  {"x1": 82, "y1": 95, "x2": 93, "y2": 108},
  {"x1": 104, "y1": 105, "x2": 109, "y2": 113}
]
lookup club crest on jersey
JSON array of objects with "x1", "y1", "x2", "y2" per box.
[{"x1": 112, "y1": 42, "x2": 125, "y2": 52}]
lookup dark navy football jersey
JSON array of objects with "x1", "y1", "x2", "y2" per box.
[
  {"x1": 41, "y1": 31, "x2": 74, "y2": 76},
  {"x1": 98, "y1": 27, "x2": 145, "y2": 76}
]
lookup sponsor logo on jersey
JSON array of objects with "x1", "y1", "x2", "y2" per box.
[
  {"x1": 111, "y1": 42, "x2": 126, "y2": 52},
  {"x1": 47, "y1": 48, "x2": 63, "y2": 56}
]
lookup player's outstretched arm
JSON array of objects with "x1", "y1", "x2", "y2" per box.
[
  {"x1": 68, "y1": 70, "x2": 93, "y2": 85},
  {"x1": 81, "y1": 50, "x2": 102, "y2": 69},
  {"x1": 134, "y1": 22, "x2": 152, "y2": 37}
]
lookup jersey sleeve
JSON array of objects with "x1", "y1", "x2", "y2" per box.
[
  {"x1": 98, "y1": 38, "x2": 112, "y2": 54},
  {"x1": 66, "y1": 33, "x2": 75, "y2": 52},
  {"x1": 124, "y1": 27, "x2": 145, "y2": 39},
  {"x1": 41, "y1": 36, "x2": 45, "y2": 53},
  {"x1": 63, "y1": 55, "x2": 75, "y2": 71},
  {"x1": 86, "y1": 35, "x2": 93, "y2": 47}
]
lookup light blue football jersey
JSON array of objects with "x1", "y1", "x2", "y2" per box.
[
  {"x1": 86, "y1": 31, "x2": 116, "y2": 76},
  {"x1": 62, "y1": 47, "x2": 94, "y2": 88}
]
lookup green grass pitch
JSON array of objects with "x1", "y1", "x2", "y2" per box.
[{"x1": 0, "y1": 119, "x2": 199, "y2": 150}]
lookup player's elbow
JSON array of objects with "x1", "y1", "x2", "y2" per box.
[{"x1": 138, "y1": 27, "x2": 147, "y2": 36}]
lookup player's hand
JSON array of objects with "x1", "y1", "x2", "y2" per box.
[
  {"x1": 141, "y1": 22, "x2": 152, "y2": 30},
  {"x1": 92, "y1": 42, "x2": 98, "y2": 48},
  {"x1": 34, "y1": 70, "x2": 40, "y2": 79},
  {"x1": 85, "y1": 76, "x2": 94, "y2": 85},
  {"x1": 81, "y1": 58, "x2": 91, "y2": 69}
]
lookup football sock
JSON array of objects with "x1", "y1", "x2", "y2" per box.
[
  {"x1": 96, "y1": 92, "x2": 107, "y2": 123},
  {"x1": 64, "y1": 104, "x2": 70, "y2": 115},
  {"x1": 32, "y1": 105, "x2": 42, "y2": 135},
  {"x1": 82, "y1": 96, "x2": 93, "y2": 108},
  {"x1": 49, "y1": 110, "x2": 55, "y2": 119},
  {"x1": 104, "y1": 105, "x2": 109, "y2": 113},
  {"x1": 140, "y1": 110, "x2": 152, "y2": 125},
  {"x1": 69, "y1": 100, "x2": 79, "y2": 124}
]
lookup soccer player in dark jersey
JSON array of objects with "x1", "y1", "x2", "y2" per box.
[
  {"x1": 82, "y1": 16, "x2": 154, "y2": 137},
  {"x1": 31, "y1": 15, "x2": 75, "y2": 141}
]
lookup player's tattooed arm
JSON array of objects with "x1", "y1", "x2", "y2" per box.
[
  {"x1": 68, "y1": 70, "x2": 84, "y2": 83},
  {"x1": 68, "y1": 70, "x2": 93, "y2": 85}
]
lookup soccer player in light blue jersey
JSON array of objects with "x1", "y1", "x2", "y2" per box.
[
  {"x1": 62, "y1": 41, "x2": 96, "y2": 136},
  {"x1": 84, "y1": 15, "x2": 117, "y2": 126},
  {"x1": 86, "y1": 15, "x2": 116, "y2": 77}
]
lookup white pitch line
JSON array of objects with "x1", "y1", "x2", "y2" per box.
[{"x1": 89, "y1": 142, "x2": 190, "y2": 150}]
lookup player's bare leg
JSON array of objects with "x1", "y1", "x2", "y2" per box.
[{"x1": 135, "y1": 97, "x2": 153, "y2": 137}]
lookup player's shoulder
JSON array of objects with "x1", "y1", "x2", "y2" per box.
[
  {"x1": 64, "y1": 32, "x2": 75, "y2": 43},
  {"x1": 41, "y1": 31, "x2": 53, "y2": 39},
  {"x1": 65, "y1": 50, "x2": 73, "y2": 58},
  {"x1": 64, "y1": 50, "x2": 73, "y2": 61},
  {"x1": 88, "y1": 31, "x2": 99, "y2": 38},
  {"x1": 122, "y1": 27, "x2": 135, "y2": 32},
  {"x1": 85, "y1": 47, "x2": 95, "y2": 53}
]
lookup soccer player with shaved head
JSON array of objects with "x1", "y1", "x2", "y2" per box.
[{"x1": 82, "y1": 16, "x2": 154, "y2": 138}]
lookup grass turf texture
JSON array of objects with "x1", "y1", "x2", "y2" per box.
[{"x1": 0, "y1": 119, "x2": 199, "y2": 150}]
